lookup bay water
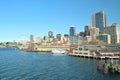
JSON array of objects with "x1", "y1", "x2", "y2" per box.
[{"x1": 0, "y1": 48, "x2": 120, "y2": 80}]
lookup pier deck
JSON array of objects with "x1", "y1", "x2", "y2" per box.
[{"x1": 69, "y1": 54, "x2": 119, "y2": 59}]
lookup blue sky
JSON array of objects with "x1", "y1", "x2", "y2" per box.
[{"x1": 0, "y1": 0, "x2": 120, "y2": 42}]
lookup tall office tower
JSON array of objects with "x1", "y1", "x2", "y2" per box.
[
  {"x1": 85, "y1": 25, "x2": 91, "y2": 36},
  {"x1": 69, "y1": 26, "x2": 76, "y2": 36},
  {"x1": 69, "y1": 26, "x2": 78, "y2": 45},
  {"x1": 56, "y1": 34, "x2": 62, "y2": 41},
  {"x1": 29, "y1": 34, "x2": 34, "y2": 51},
  {"x1": 48, "y1": 31, "x2": 53, "y2": 38},
  {"x1": 92, "y1": 11, "x2": 106, "y2": 33},
  {"x1": 30, "y1": 35, "x2": 34, "y2": 43}
]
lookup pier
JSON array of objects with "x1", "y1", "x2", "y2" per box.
[{"x1": 69, "y1": 54, "x2": 119, "y2": 60}]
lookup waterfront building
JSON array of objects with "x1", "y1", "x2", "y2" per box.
[
  {"x1": 92, "y1": 11, "x2": 106, "y2": 33},
  {"x1": 104, "y1": 23, "x2": 120, "y2": 44},
  {"x1": 72, "y1": 46, "x2": 96, "y2": 57},
  {"x1": 96, "y1": 34, "x2": 111, "y2": 44}
]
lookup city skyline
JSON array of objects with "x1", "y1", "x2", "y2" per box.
[{"x1": 0, "y1": 0, "x2": 120, "y2": 42}]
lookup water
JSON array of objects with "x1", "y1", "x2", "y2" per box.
[{"x1": 0, "y1": 48, "x2": 120, "y2": 80}]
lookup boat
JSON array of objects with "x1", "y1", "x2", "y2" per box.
[{"x1": 51, "y1": 49, "x2": 66, "y2": 54}]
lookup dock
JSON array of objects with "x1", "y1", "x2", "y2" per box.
[{"x1": 69, "y1": 54, "x2": 119, "y2": 60}]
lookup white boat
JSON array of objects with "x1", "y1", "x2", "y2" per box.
[{"x1": 52, "y1": 49, "x2": 66, "y2": 54}]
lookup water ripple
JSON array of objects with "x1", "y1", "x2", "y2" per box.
[{"x1": 0, "y1": 48, "x2": 120, "y2": 80}]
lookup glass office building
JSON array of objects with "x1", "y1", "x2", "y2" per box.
[
  {"x1": 69, "y1": 26, "x2": 76, "y2": 36},
  {"x1": 92, "y1": 11, "x2": 106, "y2": 33}
]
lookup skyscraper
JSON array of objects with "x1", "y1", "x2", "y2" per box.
[
  {"x1": 29, "y1": 34, "x2": 34, "y2": 51},
  {"x1": 48, "y1": 31, "x2": 53, "y2": 38},
  {"x1": 30, "y1": 35, "x2": 34, "y2": 43},
  {"x1": 92, "y1": 11, "x2": 106, "y2": 33},
  {"x1": 69, "y1": 26, "x2": 76, "y2": 36},
  {"x1": 69, "y1": 26, "x2": 77, "y2": 45},
  {"x1": 104, "y1": 23, "x2": 120, "y2": 44}
]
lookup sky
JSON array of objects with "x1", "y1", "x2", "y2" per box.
[{"x1": 0, "y1": 0, "x2": 120, "y2": 42}]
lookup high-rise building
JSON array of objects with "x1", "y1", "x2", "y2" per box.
[
  {"x1": 29, "y1": 34, "x2": 34, "y2": 51},
  {"x1": 92, "y1": 11, "x2": 106, "y2": 33},
  {"x1": 48, "y1": 31, "x2": 53, "y2": 38},
  {"x1": 69, "y1": 26, "x2": 76, "y2": 36},
  {"x1": 30, "y1": 35, "x2": 34, "y2": 43},
  {"x1": 85, "y1": 25, "x2": 91, "y2": 36},
  {"x1": 104, "y1": 23, "x2": 120, "y2": 44},
  {"x1": 69, "y1": 26, "x2": 77, "y2": 45},
  {"x1": 85, "y1": 25, "x2": 99, "y2": 40}
]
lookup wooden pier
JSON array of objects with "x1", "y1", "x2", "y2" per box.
[{"x1": 69, "y1": 54, "x2": 119, "y2": 60}]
